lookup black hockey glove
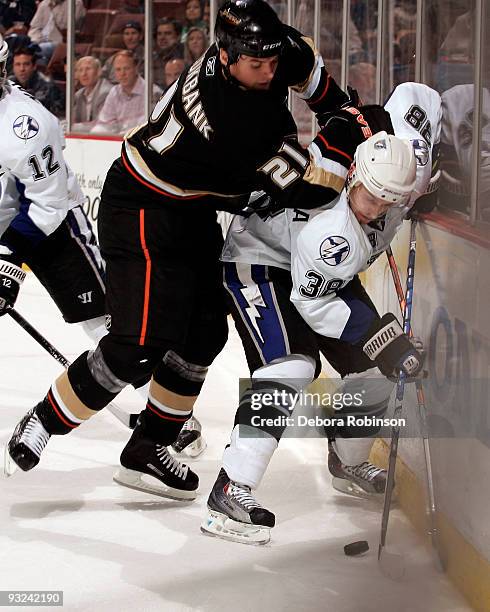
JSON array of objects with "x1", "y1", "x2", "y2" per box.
[
  {"x1": 0, "y1": 259, "x2": 26, "y2": 316},
  {"x1": 362, "y1": 313, "x2": 424, "y2": 379},
  {"x1": 315, "y1": 104, "x2": 393, "y2": 170},
  {"x1": 317, "y1": 101, "x2": 393, "y2": 137},
  {"x1": 238, "y1": 191, "x2": 282, "y2": 218}
]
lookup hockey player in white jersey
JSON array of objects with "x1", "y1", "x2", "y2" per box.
[
  {"x1": 202, "y1": 82, "x2": 441, "y2": 544},
  {"x1": 0, "y1": 35, "x2": 107, "y2": 342},
  {"x1": 0, "y1": 33, "x2": 111, "y2": 475}
]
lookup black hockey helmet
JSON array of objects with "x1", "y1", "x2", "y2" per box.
[{"x1": 215, "y1": 0, "x2": 284, "y2": 64}]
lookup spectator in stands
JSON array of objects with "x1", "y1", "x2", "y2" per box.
[
  {"x1": 0, "y1": 0, "x2": 36, "y2": 32},
  {"x1": 9, "y1": 46, "x2": 64, "y2": 117},
  {"x1": 181, "y1": 0, "x2": 207, "y2": 41},
  {"x1": 103, "y1": 21, "x2": 144, "y2": 83},
  {"x1": 163, "y1": 58, "x2": 185, "y2": 90},
  {"x1": 92, "y1": 51, "x2": 161, "y2": 135},
  {"x1": 153, "y1": 18, "x2": 184, "y2": 89},
  {"x1": 319, "y1": 0, "x2": 363, "y2": 63},
  {"x1": 348, "y1": 62, "x2": 376, "y2": 104},
  {"x1": 122, "y1": 21, "x2": 144, "y2": 63},
  {"x1": 440, "y1": 9, "x2": 473, "y2": 63},
  {"x1": 72, "y1": 56, "x2": 113, "y2": 132},
  {"x1": 28, "y1": 0, "x2": 86, "y2": 64},
  {"x1": 202, "y1": 1, "x2": 211, "y2": 33},
  {"x1": 4, "y1": 33, "x2": 39, "y2": 74},
  {"x1": 184, "y1": 26, "x2": 208, "y2": 64}
]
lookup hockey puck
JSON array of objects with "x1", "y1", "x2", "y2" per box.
[{"x1": 344, "y1": 540, "x2": 369, "y2": 556}]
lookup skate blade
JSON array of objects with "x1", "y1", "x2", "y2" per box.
[
  {"x1": 332, "y1": 477, "x2": 395, "y2": 501},
  {"x1": 2, "y1": 444, "x2": 18, "y2": 478},
  {"x1": 113, "y1": 467, "x2": 197, "y2": 501},
  {"x1": 201, "y1": 509, "x2": 270, "y2": 546}
]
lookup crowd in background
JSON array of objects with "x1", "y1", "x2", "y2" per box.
[
  {"x1": 0, "y1": 0, "x2": 480, "y2": 137},
  {"x1": 0, "y1": 0, "x2": 211, "y2": 133}
]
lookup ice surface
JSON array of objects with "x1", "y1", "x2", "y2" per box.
[{"x1": 0, "y1": 275, "x2": 470, "y2": 611}]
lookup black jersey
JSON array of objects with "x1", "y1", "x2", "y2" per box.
[{"x1": 112, "y1": 27, "x2": 348, "y2": 211}]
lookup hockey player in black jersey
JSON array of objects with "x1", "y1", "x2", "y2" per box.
[{"x1": 6, "y1": 0, "x2": 377, "y2": 501}]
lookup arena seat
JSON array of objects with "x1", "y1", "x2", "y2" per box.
[
  {"x1": 153, "y1": 0, "x2": 186, "y2": 21},
  {"x1": 79, "y1": 9, "x2": 120, "y2": 45}
]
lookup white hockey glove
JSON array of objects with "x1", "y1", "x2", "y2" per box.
[
  {"x1": 0, "y1": 259, "x2": 26, "y2": 316},
  {"x1": 362, "y1": 313, "x2": 424, "y2": 379}
]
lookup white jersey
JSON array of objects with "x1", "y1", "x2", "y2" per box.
[
  {"x1": 0, "y1": 82, "x2": 84, "y2": 255},
  {"x1": 222, "y1": 82, "x2": 442, "y2": 339}
]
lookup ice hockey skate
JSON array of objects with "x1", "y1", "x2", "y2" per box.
[
  {"x1": 4, "y1": 406, "x2": 51, "y2": 477},
  {"x1": 328, "y1": 442, "x2": 388, "y2": 499},
  {"x1": 171, "y1": 416, "x2": 207, "y2": 458},
  {"x1": 113, "y1": 425, "x2": 199, "y2": 500},
  {"x1": 201, "y1": 468, "x2": 275, "y2": 545}
]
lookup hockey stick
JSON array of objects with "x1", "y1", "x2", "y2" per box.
[
  {"x1": 6, "y1": 307, "x2": 139, "y2": 429},
  {"x1": 377, "y1": 219, "x2": 418, "y2": 579},
  {"x1": 385, "y1": 246, "x2": 447, "y2": 572}
]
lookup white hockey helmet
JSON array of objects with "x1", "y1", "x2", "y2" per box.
[
  {"x1": 0, "y1": 34, "x2": 8, "y2": 88},
  {"x1": 347, "y1": 131, "x2": 417, "y2": 204}
]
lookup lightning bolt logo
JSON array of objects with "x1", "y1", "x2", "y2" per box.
[
  {"x1": 13, "y1": 115, "x2": 40, "y2": 140},
  {"x1": 240, "y1": 284, "x2": 267, "y2": 344},
  {"x1": 232, "y1": 265, "x2": 268, "y2": 344},
  {"x1": 318, "y1": 235, "x2": 350, "y2": 266}
]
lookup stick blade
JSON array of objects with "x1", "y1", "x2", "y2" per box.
[
  {"x1": 430, "y1": 532, "x2": 449, "y2": 573},
  {"x1": 378, "y1": 544, "x2": 406, "y2": 580}
]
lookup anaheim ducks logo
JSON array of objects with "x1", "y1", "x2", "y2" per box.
[{"x1": 220, "y1": 7, "x2": 241, "y2": 25}]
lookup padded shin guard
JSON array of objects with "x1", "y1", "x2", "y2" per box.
[{"x1": 68, "y1": 350, "x2": 122, "y2": 410}]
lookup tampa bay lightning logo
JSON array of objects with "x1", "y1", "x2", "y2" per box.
[
  {"x1": 318, "y1": 235, "x2": 350, "y2": 266},
  {"x1": 13, "y1": 115, "x2": 40, "y2": 140}
]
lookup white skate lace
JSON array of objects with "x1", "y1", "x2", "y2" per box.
[
  {"x1": 346, "y1": 461, "x2": 384, "y2": 482},
  {"x1": 20, "y1": 414, "x2": 50, "y2": 458},
  {"x1": 156, "y1": 445, "x2": 188, "y2": 479},
  {"x1": 228, "y1": 482, "x2": 261, "y2": 511}
]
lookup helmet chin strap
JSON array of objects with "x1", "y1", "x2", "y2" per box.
[{"x1": 221, "y1": 52, "x2": 247, "y2": 89}]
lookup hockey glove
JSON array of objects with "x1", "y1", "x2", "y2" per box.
[
  {"x1": 0, "y1": 260, "x2": 26, "y2": 316},
  {"x1": 362, "y1": 313, "x2": 424, "y2": 379},
  {"x1": 238, "y1": 191, "x2": 282, "y2": 219},
  {"x1": 315, "y1": 105, "x2": 393, "y2": 173}
]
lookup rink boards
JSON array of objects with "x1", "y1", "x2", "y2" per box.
[{"x1": 365, "y1": 218, "x2": 490, "y2": 612}]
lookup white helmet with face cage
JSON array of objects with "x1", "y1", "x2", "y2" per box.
[{"x1": 347, "y1": 131, "x2": 417, "y2": 204}]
